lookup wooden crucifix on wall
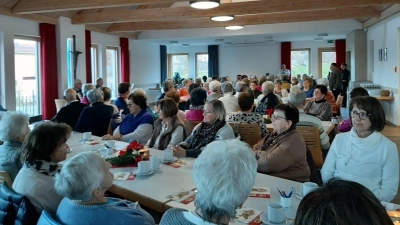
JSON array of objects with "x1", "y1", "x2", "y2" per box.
[{"x1": 70, "y1": 35, "x2": 82, "y2": 80}]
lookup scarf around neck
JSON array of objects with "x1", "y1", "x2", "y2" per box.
[
  {"x1": 188, "y1": 119, "x2": 225, "y2": 150},
  {"x1": 26, "y1": 160, "x2": 60, "y2": 176}
]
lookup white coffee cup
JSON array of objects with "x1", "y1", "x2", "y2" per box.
[
  {"x1": 267, "y1": 202, "x2": 284, "y2": 223},
  {"x1": 100, "y1": 147, "x2": 112, "y2": 157},
  {"x1": 150, "y1": 156, "x2": 161, "y2": 171},
  {"x1": 280, "y1": 196, "x2": 292, "y2": 208},
  {"x1": 106, "y1": 140, "x2": 115, "y2": 149},
  {"x1": 137, "y1": 161, "x2": 151, "y2": 174},
  {"x1": 163, "y1": 149, "x2": 173, "y2": 161},
  {"x1": 82, "y1": 132, "x2": 92, "y2": 140},
  {"x1": 300, "y1": 182, "x2": 318, "y2": 196}
]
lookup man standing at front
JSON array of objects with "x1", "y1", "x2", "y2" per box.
[
  {"x1": 328, "y1": 63, "x2": 342, "y2": 100},
  {"x1": 279, "y1": 64, "x2": 291, "y2": 80},
  {"x1": 340, "y1": 63, "x2": 350, "y2": 107}
]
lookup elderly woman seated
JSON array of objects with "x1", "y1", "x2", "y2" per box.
[
  {"x1": 227, "y1": 92, "x2": 267, "y2": 137},
  {"x1": 172, "y1": 99, "x2": 235, "y2": 158},
  {"x1": 185, "y1": 87, "x2": 207, "y2": 121},
  {"x1": 321, "y1": 97, "x2": 399, "y2": 202},
  {"x1": 249, "y1": 80, "x2": 262, "y2": 99},
  {"x1": 273, "y1": 79, "x2": 289, "y2": 98},
  {"x1": 253, "y1": 104, "x2": 310, "y2": 182},
  {"x1": 255, "y1": 81, "x2": 280, "y2": 114},
  {"x1": 338, "y1": 87, "x2": 369, "y2": 132},
  {"x1": 158, "y1": 79, "x2": 175, "y2": 101},
  {"x1": 234, "y1": 81, "x2": 246, "y2": 97},
  {"x1": 301, "y1": 77, "x2": 314, "y2": 99},
  {"x1": 103, "y1": 93, "x2": 154, "y2": 143},
  {"x1": 12, "y1": 122, "x2": 71, "y2": 214},
  {"x1": 147, "y1": 98, "x2": 186, "y2": 150},
  {"x1": 303, "y1": 85, "x2": 332, "y2": 121},
  {"x1": 207, "y1": 80, "x2": 222, "y2": 101},
  {"x1": 165, "y1": 91, "x2": 186, "y2": 122},
  {"x1": 0, "y1": 111, "x2": 30, "y2": 181},
  {"x1": 54, "y1": 152, "x2": 155, "y2": 225},
  {"x1": 218, "y1": 81, "x2": 239, "y2": 116},
  {"x1": 160, "y1": 139, "x2": 257, "y2": 225},
  {"x1": 317, "y1": 78, "x2": 339, "y2": 115}
]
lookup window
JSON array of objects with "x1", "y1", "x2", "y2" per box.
[
  {"x1": 196, "y1": 53, "x2": 208, "y2": 78},
  {"x1": 168, "y1": 53, "x2": 189, "y2": 79},
  {"x1": 291, "y1": 49, "x2": 310, "y2": 76},
  {"x1": 14, "y1": 37, "x2": 41, "y2": 116},
  {"x1": 91, "y1": 44, "x2": 98, "y2": 82},
  {"x1": 106, "y1": 47, "x2": 119, "y2": 98},
  {"x1": 318, "y1": 48, "x2": 336, "y2": 78}
]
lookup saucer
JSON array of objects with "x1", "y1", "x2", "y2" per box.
[
  {"x1": 260, "y1": 213, "x2": 293, "y2": 225},
  {"x1": 295, "y1": 193, "x2": 304, "y2": 200},
  {"x1": 133, "y1": 170, "x2": 154, "y2": 176},
  {"x1": 162, "y1": 156, "x2": 178, "y2": 163},
  {"x1": 80, "y1": 138, "x2": 94, "y2": 142}
]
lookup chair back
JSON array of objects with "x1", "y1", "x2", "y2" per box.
[
  {"x1": 297, "y1": 126, "x2": 323, "y2": 167},
  {"x1": 183, "y1": 120, "x2": 202, "y2": 137},
  {"x1": 54, "y1": 99, "x2": 67, "y2": 113},
  {"x1": 228, "y1": 123, "x2": 261, "y2": 147},
  {"x1": 37, "y1": 210, "x2": 62, "y2": 225},
  {"x1": 335, "y1": 95, "x2": 344, "y2": 116},
  {"x1": 0, "y1": 171, "x2": 12, "y2": 188}
]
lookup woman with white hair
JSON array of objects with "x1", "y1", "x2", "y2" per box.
[
  {"x1": 0, "y1": 111, "x2": 30, "y2": 181},
  {"x1": 80, "y1": 83, "x2": 95, "y2": 105},
  {"x1": 160, "y1": 139, "x2": 257, "y2": 224},
  {"x1": 207, "y1": 81, "x2": 223, "y2": 101},
  {"x1": 234, "y1": 81, "x2": 247, "y2": 97},
  {"x1": 172, "y1": 100, "x2": 235, "y2": 158},
  {"x1": 54, "y1": 152, "x2": 155, "y2": 225},
  {"x1": 255, "y1": 81, "x2": 280, "y2": 114}
]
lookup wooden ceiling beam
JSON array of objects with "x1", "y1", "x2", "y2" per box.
[
  {"x1": 363, "y1": 4, "x2": 400, "y2": 27},
  {"x1": 12, "y1": 0, "x2": 187, "y2": 14},
  {"x1": 107, "y1": 7, "x2": 379, "y2": 32},
  {"x1": 0, "y1": 6, "x2": 58, "y2": 24},
  {"x1": 72, "y1": 0, "x2": 400, "y2": 24},
  {"x1": 85, "y1": 25, "x2": 138, "y2": 39}
]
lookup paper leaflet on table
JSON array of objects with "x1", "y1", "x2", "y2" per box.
[
  {"x1": 166, "y1": 190, "x2": 196, "y2": 204},
  {"x1": 249, "y1": 186, "x2": 270, "y2": 198},
  {"x1": 234, "y1": 207, "x2": 263, "y2": 225},
  {"x1": 164, "y1": 159, "x2": 189, "y2": 168},
  {"x1": 113, "y1": 172, "x2": 135, "y2": 180}
]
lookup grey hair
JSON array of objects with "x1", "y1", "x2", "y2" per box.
[
  {"x1": 162, "y1": 80, "x2": 174, "y2": 92},
  {"x1": 87, "y1": 89, "x2": 104, "y2": 103},
  {"x1": 235, "y1": 81, "x2": 246, "y2": 92},
  {"x1": 182, "y1": 78, "x2": 190, "y2": 85},
  {"x1": 221, "y1": 81, "x2": 233, "y2": 93},
  {"x1": 288, "y1": 86, "x2": 306, "y2": 106},
  {"x1": 132, "y1": 88, "x2": 146, "y2": 97},
  {"x1": 261, "y1": 81, "x2": 274, "y2": 95},
  {"x1": 206, "y1": 99, "x2": 226, "y2": 121},
  {"x1": 209, "y1": 81, "x2": 221, "y2": 92},
  {"x1": 55, "y1": 152, "x2": 104, "y2": 201},
  {"x1": 193, "y1": 139, "x2": 257, "y2": 224},
  {"x1": 317, "y1": 78, "x2": 329, "y2": 87},
  {"x1": 0, "y1": 111, "x2": 29, "y2": 142},
  {"x1": 63, "y1": 89, "x2": 76, "y2": 101},
  {"x1": 82, "y1": 83, "x2": 95, "y2": 96}
]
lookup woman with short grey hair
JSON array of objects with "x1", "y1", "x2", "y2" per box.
[
  {"x1": 255, "y1": 81, "x2": 279, "y2": 114},
  {"x1": 219, "y1": 81, "x2": 239, "y2": 115},
  {"x1": 234, "y1": 81, "x2": 247, "y2": 97},
  {"x1": 207, "y1": 80, "x2": 223, "y2": 101},
  {"x1": 157, "y1": 79, "x2": 175, "y2": 101},
  {"x1": 172, "y1": 99, "x2": 235, "y2": 158},
  {"x1": 161, "y1": 139, "x2": 257, "y2": 224},
  {"x1": 0, "y1": 111, "x2": 30, "y2": 181},
  {"x1": 81, "y1": 83, "x2": 96, "y2": 105},
  {"x1": 54, "y1": 152, "x2": 155, "y2": 225}
]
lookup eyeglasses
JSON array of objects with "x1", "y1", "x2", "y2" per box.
[
  {"x1": 127, "y1": 104, "x2": 133, "y2": 108},
  {"x1": 350, "y1": 111, "x2": 371, "y2": 120},
  {"x1": 271, "y1": 114, "x2": 286, "y2": 120},
  {"x1": 203, "y1": 110, "x2": 214, "y2": 114}
]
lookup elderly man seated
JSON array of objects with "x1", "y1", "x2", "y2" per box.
[
  {"x1": 218, "y1": 81, "x2": 238, "y2": 116},
  {"x1": 74, "y1": 89, "x2": 114, "y2": 137},
  {"x1": 51, "y1": 88, "x2": 87, "y2": 128}
]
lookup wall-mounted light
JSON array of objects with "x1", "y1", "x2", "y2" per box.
[
  {"x1": 190, "y1": 0, "x2": 220, "y2": 9},
  {"x1": 211, "y1": 15, "x2": 234, "y2": 21},
  {"x1": 225, "y1": 25, "x2": 244, "y2": 30}
]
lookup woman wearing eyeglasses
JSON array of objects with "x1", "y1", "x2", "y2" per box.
[
  {"x1": 253, "y1": 104, "x2": 310, "y2": 182},
  {"x1": 321, "y1": 96, "x2": 399, "y2": 202},
  {"x1": 102, "y1": 93, "x2": 154, "y2": 143}
]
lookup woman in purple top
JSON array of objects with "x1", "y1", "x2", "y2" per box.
[{"x1": 338, "y1": 87, "x2": 369, "y2": 132}]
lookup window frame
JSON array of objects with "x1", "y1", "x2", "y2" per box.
[
  {"x1": 167, "y1": 53, "x2": 189, "y2": 79},
  {"x1": 195, "y1": 52, "x2": 209, "y2": 79},
  {"x1": 91, "y1": 44, "x2": 99, "y2": 83},
  {"x1": 106, "y1": 46, "x2": 120, "y2": 99},
  {"x1": 318, "y1": 47, "x2": 335, "y2": 79},
  {"x1": 290, "y1": 48, "x2": 311, "y2": 76}
]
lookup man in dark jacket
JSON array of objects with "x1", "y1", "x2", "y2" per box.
[
  {"x1": 74, "y1": 88, "x2": 114, "y2": 137},
  {"x1": 340, "y1": 63, "x2": 350, "y2": 107},
  {"x1": 51, "y1": 88, "x2": 87, "y2": 128},
  {"x1": 328, "y1": 63, "x2": 342, "y2": 100}
]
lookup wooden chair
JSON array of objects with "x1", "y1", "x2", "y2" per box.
[
  {"x1": 229, "y1": 123, "x2": 261, "y2": 147},
  {"x1": 0, "y1": 171, "x2": 12, "y2": 188},
  {"x1": 297, "y1": 126, "x2": 324, "y2": 168},
  {"x1": 335, "y1": 94, "x2": 344, "y2": 116},
  {"x1": 54, "y1": 99, "x2": 67, "y2": 113},
  {"x1": 183, "y1": 120, "x2": 202, "y2": 137}
]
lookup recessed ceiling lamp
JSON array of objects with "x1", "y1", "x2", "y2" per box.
[
  {"x1": 182, "y1": 44, "x2": 190, "y2": 47},
  {"x1": 211, "y1": 15, "x2": 234, "y2": 21},
  {"x1": 190, "y1": 0, "x2": 220, "y2": 9},
  {"x1": 225, "y1": 25, "x2": 244, "y2": 30}
]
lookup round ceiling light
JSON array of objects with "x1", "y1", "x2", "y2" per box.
[
  {"x1": 190, "y1": 0, "x2": 220, "y2": 9},
  {"x1": 211, "y1": 15, "x2": 234, "y2": 21},
  {"x1": 225, "y1": 25, "x2": 244, "y2": 30}
]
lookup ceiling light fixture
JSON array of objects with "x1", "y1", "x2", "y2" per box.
[
  {"x1": 211, "y1": 15, "x2": 234, "y2": 21},
  {"x1": 190, "y1": 0, "x2": 220, "y2": 9},
  {"x1": 225, "y1": 25, "x2": 244, "y2": 30},
  {"x1": 182, "y1": 44, "x2": 190, "y2": 47}
]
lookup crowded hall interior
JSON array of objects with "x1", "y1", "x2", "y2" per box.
[{"x1": 0, "y1": 0, "x2": 400, "y2": 224}]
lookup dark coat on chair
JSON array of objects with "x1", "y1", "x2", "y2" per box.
[
  {"x1": 51, "y1": 101, "x2": 87, "y2": 128},
  {"x1": 0, "y1": 183, "x2": 39, "y2": 225},
  {"x1": 74, "y1": 102, "x2": 114, "y2": 137}
]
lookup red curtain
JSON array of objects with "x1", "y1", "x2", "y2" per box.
[
  {"x1": 39, "y1": 23, "x2": 58, "y2": 120},
  {"x1": 120, "y1": 37, "x2": 130, "y2": 83},
  {"x1": 281, "y1": 42, "x2": 291, "y2": 75},
  {"x1": 85, "y1": 30, "x2": 92, "y2": 83},
  {"x1": 335, "y1": 39, "x2": 346, "y2": 71}
]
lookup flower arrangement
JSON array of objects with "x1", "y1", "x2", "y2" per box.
[{"x1": 105, "y1": 140, "x2": 144, "y2": 166}]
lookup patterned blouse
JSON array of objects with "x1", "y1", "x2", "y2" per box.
[{"x1": 226, "y1": 112, "x2": 267, "y2": 137}]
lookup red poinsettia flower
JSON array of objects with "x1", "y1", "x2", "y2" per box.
[{"x1": 126, "y1": 140, "x2": 143, "y2": 150}]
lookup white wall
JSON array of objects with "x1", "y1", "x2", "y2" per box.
[
  {"x1": 0, "y1": 14, "x2": 39, "y2": 110},
  {"x1": 367, "y1": 12, "x2": 400, "y2": 125}
]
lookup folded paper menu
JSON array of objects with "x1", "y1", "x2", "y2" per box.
[
  {"x1": 113, "y1": 172, "x2": 135, "y2": 180},
  {"x1": 164, "y1": 159, "x2": 189, "y2": 168},
  {"x1": 166, "y1": 190, "x2": 196, "y2": 204},
  {"x1": 235, "y1": 207, "x2": 263, "y2": 225},
  {"x1": 249, "y1": 186, "x2": 270, "y2": 198}
]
